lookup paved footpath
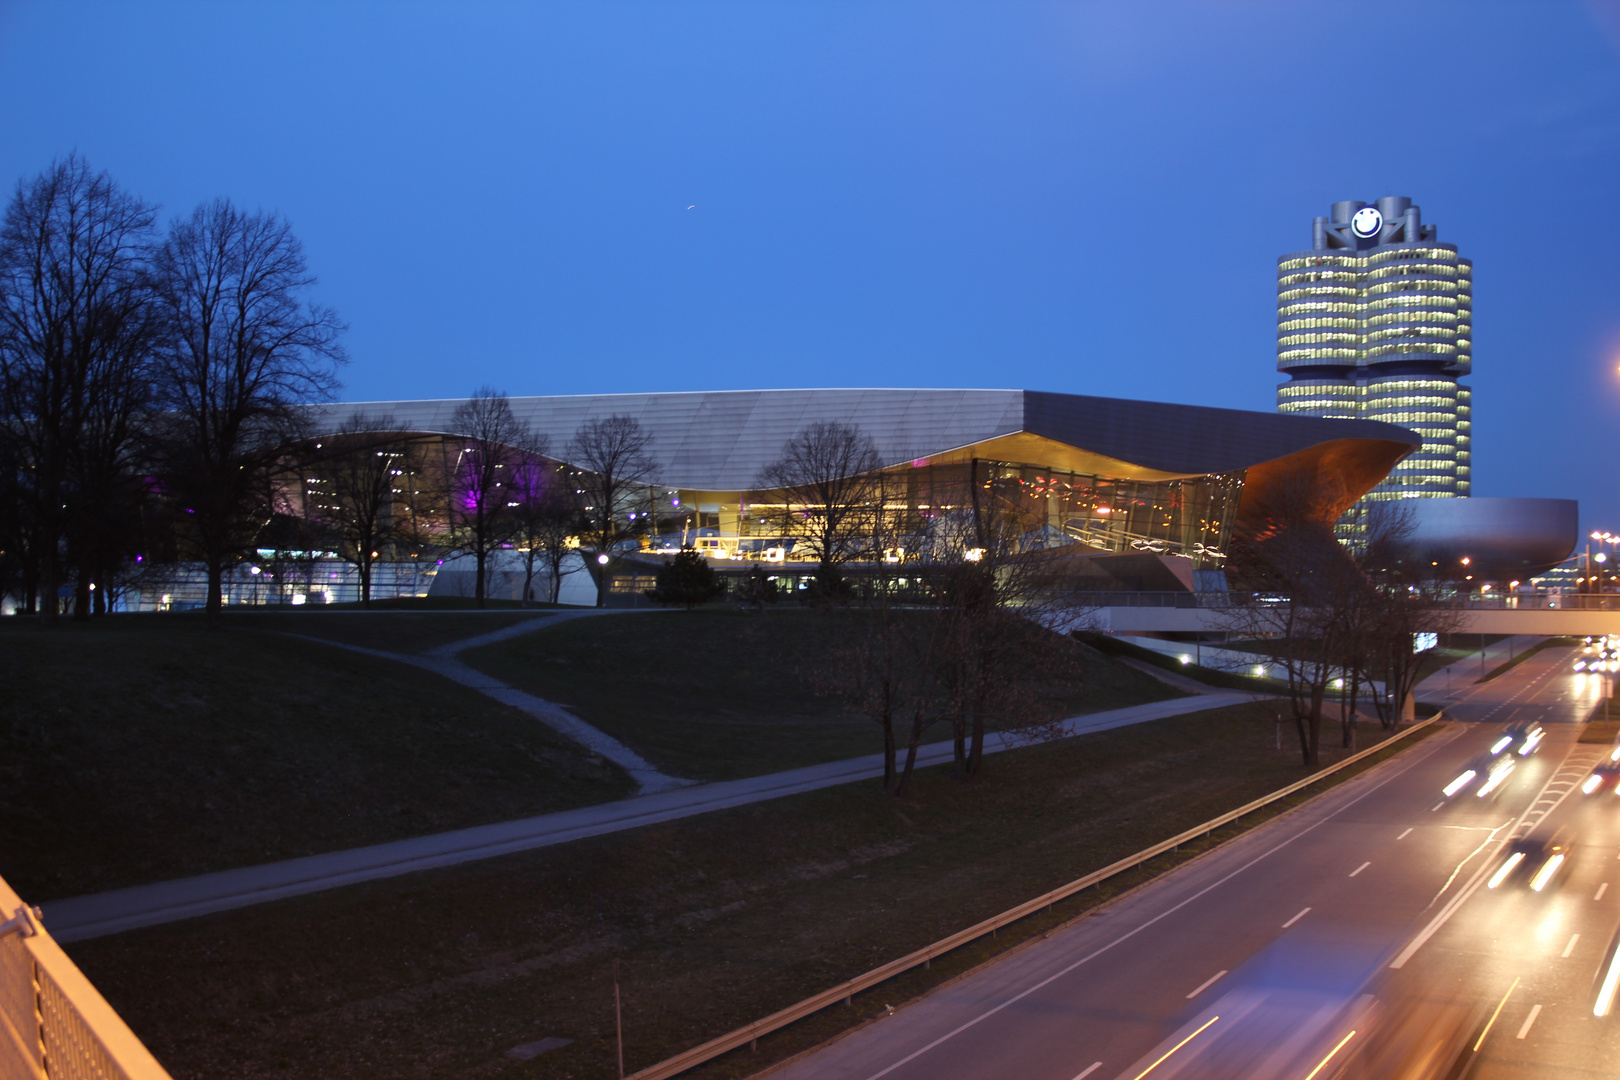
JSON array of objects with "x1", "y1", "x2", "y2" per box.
[
  {"x1": 316, "y1": 608, "x2": 692, "y2": 794},
  {"x1": 43, "y1": 689, "x2": 1255, "y2": 942}
]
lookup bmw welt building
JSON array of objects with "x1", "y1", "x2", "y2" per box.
[{"x1": 267, "y1": 387, "x2": 1421, "y2": 605}]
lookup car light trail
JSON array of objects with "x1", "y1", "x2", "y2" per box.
[
  {"x1": 1488, "y1": 852, "x2": 1525, "y2": 889},
  {"x1": 1491, "y1": 736, "x2": 1513, "y2": 755},
  {"x1": 1478, "y1": 764, "x2": 1514, "y2": 796},
  {"x1": 1131, "y1": 1015, "x2": 1219, "y2": 1079},
  {"x1": 1596, "y1": 947, "x2": 1620, "y2": 1017},
  {"x1": 1301, "y1": 1029, "x2": 1356, "y2": 1080},
  {"x1": 1444, "y1": 770, "x2": 1476, "y2": 797},
  {"x1": 1475, "y1": 977, "x2": 1520, "y2": 1051},
  {"x1": 1584, "y1": 774, "x2": 1603, "y2": 795},
  {"x1": 1530, "y1": 854, "x2": 1565, "y2": 892}
]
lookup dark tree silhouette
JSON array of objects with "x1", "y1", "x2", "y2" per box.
[
  {"x1": 149, "y1": 198, "x2": 346, "y2": 626},
  {"x1": 755, "y1": 420, "x2": 883, "y2": 596},
  {"x1": 644, "y1": 549, "x2": 724, "y2": 610},
  {"x1": 509, "y1": 452, "x2": 577, "y2": 605},
  {"x1": 306, "y1": 412, "x2": 414, "y2": 608},
  {"x1": 0, "y1": 154, "x2": 158, "y2": 619},
  {"x1": 567, "y1": 414, "x2": 656, "y2": 607},
  {"x1": 446, "y1": 388, "x2": 536, "y2": 608}
]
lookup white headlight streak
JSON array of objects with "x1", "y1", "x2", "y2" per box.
[{"x1": 1488, "y1": 852, "x2": 1525, "y2": 889}]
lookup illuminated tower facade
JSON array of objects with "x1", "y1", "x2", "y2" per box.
[{"x1": 1275, "y1": 196, "x2": 1471, "y2": 536}]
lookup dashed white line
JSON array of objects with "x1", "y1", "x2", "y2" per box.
[
  {"x1": 1283, "y1": 907, "x2": 1311, "y2": 928},
  {"x1": 1597, "y1": 883, "x2": 1609, "y2": 901},
  {"x1": 845, "y1": 726, "x2": 1466, "y2": 1080},
  {"x1": 1563, "y1": 933, "x2": 1580, "y2": 958},
  {"x1": 1516, "y1": 1004, "x2": 1542, "y2": 1039},
  {"x1": 1350, "y1": 861, "x2": 1371, "y2": 877},
  {"x1": 1187, "y1": 970, "x2": 1228, "y2": 999},
  {"x1": 1397, "y1": 827, "x2": 1413, "y2": 840},
  {"x1": 1071, "y1": 1064, "x2": 1102, "y2": 1080},
  {"x1": 1432, "y1": 802, "x2": 1445, "y2": 812}
]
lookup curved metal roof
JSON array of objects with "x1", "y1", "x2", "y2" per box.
[{"x1": 310, "y1": 388, "x2": 1420, "y2": 490}]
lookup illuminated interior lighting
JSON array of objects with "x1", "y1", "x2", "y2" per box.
[
  {"x1": 1530, "y1": 854, "x2": 1565, "y2": 893},
  {"x1": 1488, "y1": 852, "x2": 1525, "y2": 889}
]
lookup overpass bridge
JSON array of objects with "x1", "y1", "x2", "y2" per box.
[{"x1": 1084, "y1": 593, "x2": 1620, "y2": 636}]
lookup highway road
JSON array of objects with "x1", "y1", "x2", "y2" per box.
[{"x1": 767, "y1": 642, "x2": 1620, "y2": 1080}]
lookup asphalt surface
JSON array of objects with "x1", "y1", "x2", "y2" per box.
[{"x1": 767, "y1": 642, "x2": 1620, "y2": 1080}]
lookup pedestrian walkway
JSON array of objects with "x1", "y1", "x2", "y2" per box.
[
  {"x1": 1416, "y1": 634, "x2": 1547, "y2": 704},
  {"x1": 288, "y1": 607, "x2": 690, "y2": 794},
  {"x1": 43, "y1": 690, "x2": 1255, "y2": 942}
]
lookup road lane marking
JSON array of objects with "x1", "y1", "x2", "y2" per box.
[
  {"x1": 1349, "y1": 861, "x2": 1370, "y2": 877},
  {"x1": 1432, "y1": 802, "x2": 1444, "y2": 812},
  {"x1": 1071, "y1": 1064, "x2": 1102, "y2": 1080},
  {"x1": 1599, "y1": 883, "x2": 1610, "y2": 901},
  {"x1": 1516, "y1": 1004, "x2": 1542, "y2": 1039},
  {"x1": 850, "y1": 728, "x2": 1465, "y2": 1080},
  {"x1": 1283, "y1": 906, "x2": 1311, "y2": 928},
  {"x1": 1397, "y1": 827, "x2": 1413, "y2": 839},
  {"x1": 1186, "y1": 970, "x2": 1227, "y2": 999},
  {"x1": 1474, "y1": 977, "x2": 1520, "y2": 1051},
  {"x1": 1131, "y1": 1016, "x2": 1219, "y2": 1080},
  {"x1": 1564, "y1": 934, "x2": 1580, "y2": 958}
]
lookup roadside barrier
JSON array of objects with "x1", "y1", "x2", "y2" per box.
[
  {"x1": 0, "y1": 874, "x2": 172, "y2": 1080},
  {"x1": 626, "y1": 710, "x2": 1446, "y2": 1080}
]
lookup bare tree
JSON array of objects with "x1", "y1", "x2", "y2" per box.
[
  {"x1": 824, "y1": 480, "x2": 1085, "y2": 792},
  {"x1": 1219, "y1": 467, "x2": 1364, "y2": 768},
  {"x1": 1360, "y1": 503, "x2": 1467, "y2": 731},
  {"x1": 507, "y1": 448, "x2": 577, "y2": 606},
  {"x1": 149, "y1": 199, "x2": 346, "y2": 626},
  {"x1": 567, "y1": 415, "x2": 656, "y2": 607},
  {"x1": 0, "y1": 154, "x2": 158, "y2": 619},
  {"x1": 305, "y1": 412, "x2": 415, "y2": 608},
  {"x1": 755, "y1": 420, "x2": 882, "y2": 596},
  {"x1": 445, "y1": 388, "x2": 533, "y2": 608}
]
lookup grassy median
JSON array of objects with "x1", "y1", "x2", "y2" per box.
[{"x1": 65, "y1": 701, "x2": 1433, "y2": 1080}]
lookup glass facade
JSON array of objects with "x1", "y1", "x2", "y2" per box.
[
  {"x1": 740, "y1": 456, "x2": 1243, "y2": 571},
  {"x1": 1275, "y1": 199, "x2": 1472, "y2": 541}
]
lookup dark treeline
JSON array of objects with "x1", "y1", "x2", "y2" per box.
[{"x1": 0, "y1": 155, "x2": 347, "y2": 623}]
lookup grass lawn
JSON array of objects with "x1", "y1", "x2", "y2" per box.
[
  {"x1": 225, "y1": 608, "x2": 556, "y2": 654},
  {"x1": 0, "y1": 616, "x2": 634, "y2": 900},
  {"x1": 461, "y1": 609, "x2": 1182, "y2": 781},
  {"x1": 65, "y1": 702, "x2": 1435, "y2": 1080}
]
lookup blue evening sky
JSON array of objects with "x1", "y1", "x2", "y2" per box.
[{"x1": 3, "y1": 1, "x2": 1618, "y2": 528}]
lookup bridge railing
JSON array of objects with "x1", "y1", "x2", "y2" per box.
[
  {"x1": 1066, "y1": 590, "x2": 1612, "y2": 613},
  {"x1": 0, "y1": 875, "x2": 172, "y2": 1080}
]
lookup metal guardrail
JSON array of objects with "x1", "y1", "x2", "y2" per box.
[
  {"x1": 1069, "y1": 590, "x2": 1610, "y2": 611},
  {"x1": 0, "y1": 875, "x2": 172, "y2": 1080},
  {"x1": 626, "y1": 710, "x2": 1446, "y2": 1080}
]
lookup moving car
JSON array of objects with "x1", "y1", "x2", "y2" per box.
[
  {"x1": 1443, "y1": 752, "x2": 1515, "y2": 800},
  {"x1": 1488, "y1": 829, "x2": 1576, "y2": 893}
]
